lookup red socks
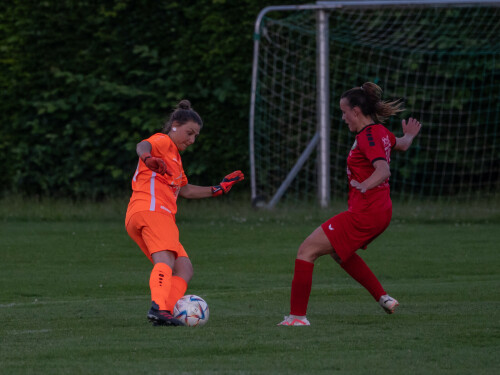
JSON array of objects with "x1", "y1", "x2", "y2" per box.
[
  {"x1": 290, "y1": 259, "x2": 314, "y2": 316},
  {"x1": 290, "y1": 254, "x2": 387, "y2": 316},
  {"x1": 289, "y1": 253, "x2": 386, "y2": 316},
  {"x1": 340, "y1": 253, "x2": 385, "y2": 301}
]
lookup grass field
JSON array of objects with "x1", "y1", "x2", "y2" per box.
[{"x1": 1, "y1": 197, "x2": 499, "y2": 374}]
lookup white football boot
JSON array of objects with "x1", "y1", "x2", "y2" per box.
[
  {"x1": 379, "y1": 294, "x2": 399, "y2": 314},
  {"x1": 278, "y1": 315, "x2": 311, "y2": 326}
]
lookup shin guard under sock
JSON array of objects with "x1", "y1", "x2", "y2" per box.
[
  {"x1": 290, "y1": 259, "x2": 314, "y2": 316},
  {"x1": 341, "y1": 253, "x2": 385, "y2": 301},
  {"x1": 149, "y1": 263, "x2": 173, "y2": 311},
  {"x1": 165, "y1": 276, "x2": 188, "y2": 312}
]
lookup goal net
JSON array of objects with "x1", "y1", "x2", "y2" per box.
[{"x1": 249, "y1": 1, "x2": 500, "y2": 209}]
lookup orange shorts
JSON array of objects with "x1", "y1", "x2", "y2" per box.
[{"x1": 126, "y1": 211, "x2": 188, "y2": 263}]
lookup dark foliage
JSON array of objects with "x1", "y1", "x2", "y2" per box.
[{"x1": 0, "y1": 0, "x2": 303, "y2": 198}]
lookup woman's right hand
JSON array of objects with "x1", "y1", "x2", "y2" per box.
[{"x1": 140, "y1": 152, "x2": 170, "y2": 175}]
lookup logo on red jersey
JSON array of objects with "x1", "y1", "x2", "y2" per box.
[{"x1": 382, "y1": 135, "x2": 391, "y2": 162}]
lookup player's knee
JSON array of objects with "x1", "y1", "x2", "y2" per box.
[
  {"x1": 151, "y1": 250, "x2": 176, "y2": 267},
  {"x1": 297, "y1": 240, "x2": 318, "y2": 262}
]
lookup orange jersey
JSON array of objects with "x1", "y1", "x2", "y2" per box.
[{"x1": 125, "y1": 133, "x2": 188, "y2": 225}]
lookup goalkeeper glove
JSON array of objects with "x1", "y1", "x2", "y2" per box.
[
  {"x1": 140, "y1": 152, "x2": 170, "y2": 175},
  {"x1": 211, "y1": 170, "x2": 244, "y2": 197}
]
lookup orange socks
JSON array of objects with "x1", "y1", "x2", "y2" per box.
[
  {"x1": 165, "y1": 276, "x2": 188, "y2": 312},
  {"x1": 149, "y1": 263, "x2": 173, "y2": 311}
]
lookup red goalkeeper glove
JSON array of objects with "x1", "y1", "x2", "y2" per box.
[
  {"x1": 211, "y1": 170, "x2": 245, "y2": 197},
  {"x1": 140, "y1": 152, "x2": 170, "y2": 175}
]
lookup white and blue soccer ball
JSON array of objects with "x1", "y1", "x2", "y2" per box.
[{"x1": 173, "y1": 295, "x2": 209, "y2": 327}]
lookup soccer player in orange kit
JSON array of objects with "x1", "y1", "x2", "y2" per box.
[
  {"x1": 279, "y1": 82, "x2": 421, "y2": 326},
  {"x1": 126, "y1": 100, "x2": 244, "y2": 326}
]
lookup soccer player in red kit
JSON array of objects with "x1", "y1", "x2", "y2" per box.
[
  {"x1": 279, "y1": 82, "x2": 421, "y2": 326},
  {"x1": 126, "y1": 100, "x2": 244, "y2": 326}
]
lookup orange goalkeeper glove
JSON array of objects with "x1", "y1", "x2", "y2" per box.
[
  {"x1": 140, "y1": 152, "x2": 170, "y2": 175},
  {"x1": 211, "y1": 170, "x2": 245, "y2": 197}
]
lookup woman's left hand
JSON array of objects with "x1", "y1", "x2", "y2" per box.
[
  {"x1": 212, "y1": 170, "x2": 245, "y2": 196},
  {"x1": 402, "y1": 117, "x2": 422, "y2": 138},
  {"x1": 350, "y1": 179, "x2": 367, "y2": 193}
]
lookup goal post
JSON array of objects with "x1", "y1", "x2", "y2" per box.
[{"x1": 249, "y1": 0, "x2": 500, "y2": 209}]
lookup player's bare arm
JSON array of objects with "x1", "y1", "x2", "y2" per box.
[
  {"x1": 179, "y1": 170, "x2": 244, "y2": 199},
  {"x1": 136, "y1": 140, "x2": 152, "y2": 156},
  {"x1": 394, "y1": 117, "x2": 421, "y2": 151},
  {"x1": 350, "y1": 160, "x2": 390, "y2": 193},
  {"x1": 179, "y1": 184, "x2": 213, "y2": 199}
]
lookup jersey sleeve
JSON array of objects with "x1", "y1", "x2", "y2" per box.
[
  {"x1": 180, "y1": 170, "x2": 188, "y2": 187},
  {"x1": 146, "y1": 133, "x2": 170, "y2": 158},
  {"x1": 357, "y1": 125, "x2": 395, "y2": 164}
]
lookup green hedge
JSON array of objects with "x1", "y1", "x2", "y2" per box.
[{"x1": 0, "y1": 0, "x2": 303, "y2": 198}]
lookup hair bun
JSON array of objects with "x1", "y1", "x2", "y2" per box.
[{"x1": 178, "y1": 99, "x2": 192, "y2": 110}]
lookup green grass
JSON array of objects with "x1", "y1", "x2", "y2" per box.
[{"x1": 1, "y1": 198, "x2": 499, "y2": 374}]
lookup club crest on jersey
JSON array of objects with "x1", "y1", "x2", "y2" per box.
[{"x1": 169, "y1": 173, "x2": 184, "y2": 198}]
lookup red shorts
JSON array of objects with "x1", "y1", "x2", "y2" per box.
[
  {"x1": 321, "y1": 208, "x2": 392, "y2": 262},
  {"x1": 126, "y1": 211, "x2": 188, "y2": 263}
]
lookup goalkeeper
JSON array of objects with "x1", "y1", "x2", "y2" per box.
[
  {"x1": 125, "y1": 99, "x2": 244, "y2": 326},
  {"x1": 279, "y1": 82, "x2": 421, "y2": 326}
]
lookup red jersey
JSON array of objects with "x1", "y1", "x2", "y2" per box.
[
  {"x1": 346, "y1": 124, "x2": 396, "y2": 213},
  {"x1": 125, "y1": 133, "x2": 188, "y2": 225}
]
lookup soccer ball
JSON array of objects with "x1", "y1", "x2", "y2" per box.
[{"x1": 173, "y1": 295, "x2": 209, "y2": 327}]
